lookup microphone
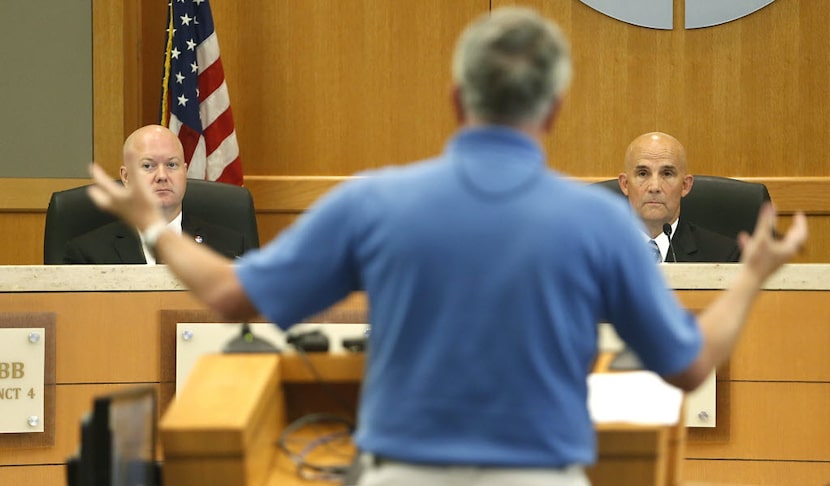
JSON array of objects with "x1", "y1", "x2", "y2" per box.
[
  {"x1": 223, "y1": 323, "x2": 280, "y2": 354},
  {"x1": 662, "y1": 223, "x2": 677, "y2": 263}
]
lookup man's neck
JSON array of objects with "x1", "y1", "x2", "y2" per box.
[
  {"x1": 162, "y1": 208, "x2": 183, "y2": 224},
  {"x1": 646, "y1": 218, "x2": 678, "y2": 239}
]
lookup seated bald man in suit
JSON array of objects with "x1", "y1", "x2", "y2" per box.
[
  {"x1": 618, "y1": 132, "x2": 740, "y2": 263},
  {"x1": 63, "y1": 125, "x2": 252, "y2": 264}
]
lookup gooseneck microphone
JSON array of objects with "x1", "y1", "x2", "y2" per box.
[{"x1": 662, "y1": 223, "x2": 678, "y2": 263}]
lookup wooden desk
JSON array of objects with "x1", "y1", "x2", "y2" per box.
[
  {"x1": 162, "y1": 352, "x2": 683, "y2": 486},
  {"x1": 0, "y1": 264, "x2": 828, "y2": 485}
]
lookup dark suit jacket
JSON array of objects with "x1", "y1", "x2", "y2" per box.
[
  {"x1": 668, "y1": 218, "x2": 741, "y2": 263},
  {"x1": 63, "y1": 214, "x2": 253, "y2": 264}
]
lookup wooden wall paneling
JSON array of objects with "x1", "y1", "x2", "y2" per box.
[
  {"x1": 128, "y1": 2, "x2": 830, "y2": 179},
  {"x1": 91, "y1": 0, "x2": 128, "y2": 173},
  {"x1": 247, "y1": 213, "x2": 299, "y2": 251},
  {"x1": 497, "y1": 1, "x2": 830, "y2": 178},
  {"x1": 140, "y1": 0, "x2": 168, "y2": 128},
  {"x1": 779, "y1": 215, "x2": 830, "y2": 264},
  {"x1": 139, "y1": 0, "x2": 489, "y2": 176},
  {"x1": 797, "y1": 4, "x2": 830, "y2": 172},
  {"x1": 0, "y1": 214, "x2": 47, "y2": 265}
]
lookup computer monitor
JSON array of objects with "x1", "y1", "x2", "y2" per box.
[{"x1": 66, "y1": 386, "x2": 160, "y2": 486}]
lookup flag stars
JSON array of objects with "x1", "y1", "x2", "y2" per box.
[
  {"x1": 177, "y1": 94, "x2": 188, "y2": 106},
  {"x1": 175, "y1": 72, "x2": 185, "y2": 84},
  {"x1": 180, "y1": 13, "x2": 193, "y2": 26},
  {"x1": 193, "y1": 0, "x2": 205, "y2": 5},
  {"x1": 190, "y1": 61, "x2": 199, "y2": 73},
  {"x1": 186, "y1": 39, "x2": 197, "y2": 51},
  {"x1": 171, "y1": 47, "x2": 181, "y2": 60}
]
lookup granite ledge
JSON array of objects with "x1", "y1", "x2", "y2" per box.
[
  {"x1": 0, "y1": 265, "x2": 187, "y2": 292},
  {"x1": 0, "y1": 263, "x2": 828, "y2": 292}
]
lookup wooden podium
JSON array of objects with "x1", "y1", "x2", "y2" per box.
[{"x1": 160, "y1": 352, "x2": 684, "y2": 486}]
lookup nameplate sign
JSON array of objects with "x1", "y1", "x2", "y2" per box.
[{"x1": 0, "y1": 327, "x2": 45, "y2": 433}]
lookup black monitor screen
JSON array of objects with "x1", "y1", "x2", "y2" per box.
[{"x1": 68, "y1": 386, "x2": 158, "y2": 486}]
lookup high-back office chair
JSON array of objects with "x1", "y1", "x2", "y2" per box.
[
  {"x1": 594, "y1": 175, "x2": 772, "y2": 240},
  {"x1": 43, "y1": 179, "x2": 260, "y2": 264}
]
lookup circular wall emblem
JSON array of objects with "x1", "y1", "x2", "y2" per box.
[{"x1": 578, "y1": 0, "x2": 775, "y2": 29}]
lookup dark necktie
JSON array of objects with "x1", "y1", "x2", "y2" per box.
[{"x1": 648, "y1": 239, "x2": 662, "y2": 263}]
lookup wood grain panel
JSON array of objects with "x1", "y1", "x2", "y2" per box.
[
  {"x1": 683, "y1": 459, "x2": 830, "y2": 486},
  {"x1": 0, "y1": 213, "x2": 47, "y2": 265},
  {"x1": 685, "y1": 382, "x2": 830, "y2": 461},
  {"x1": 0, "y1": 293, "x2": 204, "y2": 383},
  {"x1": 0, "y1": 465, "x2": 65, "y2": 486},
  {"x1": 678, "y1": 290, "x2": 830, "y2": 381},
  {"x1": 91, "y1": 0, "x2": 127, "y2": 173}
]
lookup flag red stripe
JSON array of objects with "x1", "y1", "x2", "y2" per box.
[
  {"x1": 216, "y1": 158, "x2": 243, "y2": 185},
  {"x1": 178, "y1": 124, "x2": 202, "y2": 166},
  {"x1": 203, "y1": 109, "x2": 236, "y2": 155},
  {"x1": 198, "y1": 59, "x2": 225, "y2": 103}
]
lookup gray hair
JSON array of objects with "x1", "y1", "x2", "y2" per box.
[{"x1": 452, "y1": 7, "x2": 572, "y2": 126}]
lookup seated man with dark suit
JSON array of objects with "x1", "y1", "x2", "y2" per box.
[
  {"x1": 618, "y1": 132, "x2": 740, "y2": 263},
  {"x1": 64, "y1": 125, "x2": 252, "y2": 264}
]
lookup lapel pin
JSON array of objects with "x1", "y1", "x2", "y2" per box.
[{"x1": 194, "y1": 235, "x2": 204, "y2": 243}]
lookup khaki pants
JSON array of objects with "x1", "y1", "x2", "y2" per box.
[{"x1": 355, "y1": 454, "x2": 590, "y2": 486}]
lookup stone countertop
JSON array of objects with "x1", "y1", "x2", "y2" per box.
[
  {"x1": 0, "y1": 265, "x2": 186, "y2": 292},
  {"x1": 0, "y1": 263, "x2": 828, "y2": 292}
]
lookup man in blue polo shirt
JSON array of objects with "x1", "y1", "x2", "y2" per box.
[{"x1": 87, "y1": 6, "x2": 807, "y2": 485}]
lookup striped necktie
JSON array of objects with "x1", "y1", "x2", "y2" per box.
[{"x1": 648, "y1": 239, "x2": 662, "y2": 263}]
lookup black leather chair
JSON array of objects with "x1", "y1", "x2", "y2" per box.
[
  {"x1": 43, "y1": 179, "x2": 260, "y2": 264},
  {"x1": 593, "y1": 175, "x2": 771, "y2": 240}
]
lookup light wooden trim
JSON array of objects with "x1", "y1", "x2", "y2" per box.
[
  {"x1": 91, "y1": 0, "x2": 127, "y2": 172},
  {"x1": 0, "y1": 178, "x2": 91, "y2": 211},
  {"x1": 3, "y1": 176, "x2": 829, "y2": 214}
]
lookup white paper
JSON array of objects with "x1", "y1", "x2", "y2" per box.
[{"x1": 588, "y1": 371, "x2": 683, "y2": 425}]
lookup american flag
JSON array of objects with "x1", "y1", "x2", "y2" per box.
[{"x1": 161, "y1": 0, "x2": 243, "y2": 185}]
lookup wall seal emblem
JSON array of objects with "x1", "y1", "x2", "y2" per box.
[{"x1": 578, "y1": 0, "x2": 775, "y2": 29}]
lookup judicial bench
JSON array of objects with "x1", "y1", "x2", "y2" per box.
[{"x1": 0, "y1": 264, "x2": 828, "y2": 485}]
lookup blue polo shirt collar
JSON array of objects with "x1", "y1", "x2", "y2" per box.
[{"x1": 447, "y1": 126, "x2": 547, "y2": 196}]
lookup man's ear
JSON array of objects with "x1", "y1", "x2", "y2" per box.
[
  {"x1": 541, "y1": 97, "x2": 564, "y2": 133},
  {"x1": 119, "y1": 166, "x2": 129, "y2": 185},
  {"x1": 451, "y1": 85, "x2": 466, "y2": 125},
  {"x1": 617, "y1": 173, "x2": 629, "y2": 197},
  {"x1": 681, "y1": 174, "x2": 694, "y2": 197}
]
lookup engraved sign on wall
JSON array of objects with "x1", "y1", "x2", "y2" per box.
[{"x1": 0, "y1": 328, "x2": 45, "y2": 433}]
